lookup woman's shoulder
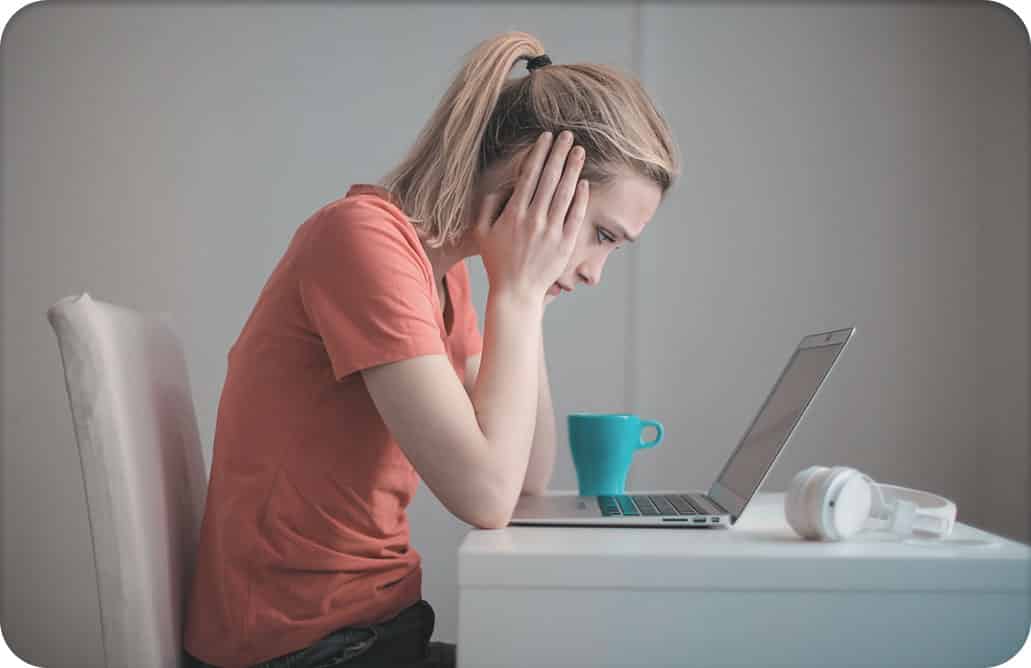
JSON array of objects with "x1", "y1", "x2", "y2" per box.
[
  {"x1": 343, "y1": 183, "x2": 405, "y2": 210},
  {"x1": 307, "y1": 185, "x2": 421, "y2": 247},
  {"x1": 315, "y1": 184, "x2": 409, "y2": 229},
  {"x1": 300, "y1": 185, "x2": 431, "y2": 280}
]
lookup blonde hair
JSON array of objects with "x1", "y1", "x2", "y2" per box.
[{"x1": 380, "y1": 31, "x2": 681, "y2": 249}]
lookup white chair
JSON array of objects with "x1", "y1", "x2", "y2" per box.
[{"x1": 47, "y1": 293, "x2": 208, "y2": 668}]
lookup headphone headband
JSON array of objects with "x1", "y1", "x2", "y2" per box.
[{"x1": 864, "y1": 483, "x2": 957, "y2": 538}]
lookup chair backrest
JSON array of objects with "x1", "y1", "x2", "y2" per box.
[{"x1": 47, "y1": 293, "x2": 208, "y2": 668}]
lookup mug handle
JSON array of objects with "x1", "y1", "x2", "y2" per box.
[{"x1": 638, "y1": 420, "x2": 664, "y2": 449}]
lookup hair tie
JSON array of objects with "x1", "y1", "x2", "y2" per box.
[{"x1": 526, "y1": 54, "x2": 552, "y2": 72}]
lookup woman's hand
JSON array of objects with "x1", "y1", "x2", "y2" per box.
[{"x1": 473, "y1": 130, "x2": 589, "y2": 305}]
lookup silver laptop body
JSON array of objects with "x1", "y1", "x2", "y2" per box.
[{"x1": 510, "y1": 327, "x2": 855, "y2": 528}]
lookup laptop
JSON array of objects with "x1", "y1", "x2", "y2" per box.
[{"x1": 510, "y1": 326, "x2": 855, "y2": 528}]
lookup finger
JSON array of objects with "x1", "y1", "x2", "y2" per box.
[
  {"x1": 547, "y1": 145, "x2": 584, "y2": 225},
  {"x1": 529, "y1": 131, "x2": 575, "y2": 222},
  {"x1": 511, "y1": 147, "x2": 531, "y2": 181},
  {"x1": 561, "y1": 180, "x2": 590, "y2": 249},
  {"x1": 508, "y1": 131, "x2": 554, "y2": 214}
]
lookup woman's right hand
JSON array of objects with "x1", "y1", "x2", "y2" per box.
[{"x1": 473, "y1": 130, "x2": 589, "y2": 304}]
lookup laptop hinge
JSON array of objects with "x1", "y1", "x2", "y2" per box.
[{"x1": 701, "y1": 495, "x2": 730, "y2": 516}]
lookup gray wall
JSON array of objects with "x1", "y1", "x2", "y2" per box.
[{"x1": 1, "y1": 3, "x2": 1027, "y2": 667}]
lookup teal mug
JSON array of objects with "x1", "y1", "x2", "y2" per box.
[{"x1": 567, "y1": 413, "x2": 664, "y2": 496}]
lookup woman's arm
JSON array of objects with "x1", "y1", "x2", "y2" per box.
[
  {"x1": 363, "y1": 291, "x2": 542, "y2": 530},
  {"x1": 465, "y1": 331, "x2": 556, "y2": 497},
  {"x1": 521, "y1": 333, "x2": 556, "y2": 495},
  {"x1": 366, "y1": 130, "x2": 585, "y2": 529}
]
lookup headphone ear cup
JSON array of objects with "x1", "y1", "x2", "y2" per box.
[
  {"x1": 812, "y1": 466, "x2": 864, "y2": 541},
  {"x1": 784, "y1": 469, "x2": 809, "y2": 537},
  {"x1": 806, "y1": 466, "x2": 846, "y2": 540},
  {"x1": 786, "y1": 466, "x2": 826, "y2": 539},
  {"x1": 831, "y1": 474, "x2": 874, "y2": 540}
]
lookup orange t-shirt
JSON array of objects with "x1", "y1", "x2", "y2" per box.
[{"x1": 183, "y1": 184, "x2": 483, "y2": 667}]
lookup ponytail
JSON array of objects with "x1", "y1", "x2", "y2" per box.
[{"x1": 381, "y1": 32, "x2": 545, "y2": 248}]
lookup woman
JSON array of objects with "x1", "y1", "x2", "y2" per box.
[{"x1": 184, "y1": 30, "x2": 678, "y2": 668}]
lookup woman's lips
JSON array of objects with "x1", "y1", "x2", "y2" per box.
[{"x1": 548, "y1": 282, "x2": 572, "y2": 296}]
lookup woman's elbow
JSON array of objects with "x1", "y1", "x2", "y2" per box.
[{"x1": 468, "y1": 507, "x2": 512, "y2": 530}]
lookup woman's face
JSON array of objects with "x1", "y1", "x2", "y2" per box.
[
  {"x1": 548, "y1": 169, "x2": 662, "y2": 297},
  {"x1": 474, "y1": 156, "x2": 663, "y2": 298}
]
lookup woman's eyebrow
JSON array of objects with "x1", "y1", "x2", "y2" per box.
[{"x1": 597, "y1": 215, "x2": 638, "y2": 243}]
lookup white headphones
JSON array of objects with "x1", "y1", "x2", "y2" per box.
[{"x1": 785, "y1": 466, "x2": 958, "y2": 541}]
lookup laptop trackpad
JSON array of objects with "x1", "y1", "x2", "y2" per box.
[{"x1": 513, "y1": 494, "x2": 599, "y2": 520}]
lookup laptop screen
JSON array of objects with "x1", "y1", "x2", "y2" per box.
[{"x1": 714, "y1": 340, "x2": 846, "y2": 503}]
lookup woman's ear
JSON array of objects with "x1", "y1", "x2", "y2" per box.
[
  {"x1": 493, "y1": 147, "x2": 532, "y2": 197},
  {"x1": 476, "y1": 145, "x2": 532, "y2": 215}
]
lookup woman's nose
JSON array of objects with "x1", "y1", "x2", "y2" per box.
[{"x1": 577, "y1": 263, "x2": 602, "y2": 287}]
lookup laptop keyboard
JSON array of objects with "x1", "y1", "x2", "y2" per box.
[{"x1": 598, "y1": 493, "x2": 719, "y2": 517}]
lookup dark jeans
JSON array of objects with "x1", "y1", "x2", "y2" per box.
[{"x1": 184, "y1": 600, "x2": 455, "y2": 668}]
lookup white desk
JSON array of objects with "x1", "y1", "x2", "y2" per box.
[{"x1": 457, "y1": 492, "x2": 1030, "y2": 667}]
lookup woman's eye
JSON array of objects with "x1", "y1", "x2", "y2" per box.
[{"x1": 596, "y1": 227, "x2": 616, "y2": 244}]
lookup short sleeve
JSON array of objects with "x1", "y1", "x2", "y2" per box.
[{"x1": 298, "y1": 198, "x2": 446, "y2": 381}]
